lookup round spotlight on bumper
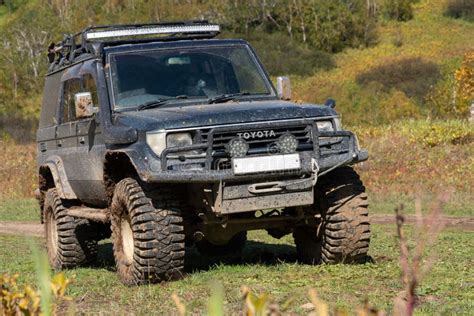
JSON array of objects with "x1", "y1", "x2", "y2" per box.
[
  {"x1": 276, "y1": 133, "x2": 299, "y2": 154},
  {"x1": 227, "y1": 138, "x2": 249, "y2": 158}
]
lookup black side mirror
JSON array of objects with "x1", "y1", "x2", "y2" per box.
[{"x1": 324, "y1": 99, "x2": 336, "y2": 108}]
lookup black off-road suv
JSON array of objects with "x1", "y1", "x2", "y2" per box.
[{"x1": 37, "y1": 21, "x2": 370, "y2": 285}]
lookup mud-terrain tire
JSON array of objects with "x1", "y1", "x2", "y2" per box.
[
  {"x1": 293, "y1": 166, "x2": 370, "y2": 264},
  {"x1": 43, "y1": 189, "x2": 98, "y2": 269},
  {"x1": 110, "y1": 178, "x2": 185, "y2": 286},
  {"x1": 196, "y1": 231, "x2": 247, "y2": 256}
]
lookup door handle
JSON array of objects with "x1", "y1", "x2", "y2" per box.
[
  {"x1": 39, "y1": 143, "x2": 47, "y2": 152},
  {"x1": 56, "y1": 140, "x2": 62, "y2": 147},
  {"x1": 79, "y1": 136, "x2": 86, "y2": 145}
]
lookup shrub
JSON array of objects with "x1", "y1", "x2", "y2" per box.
[
  {"x1": 398, "y1": 119, "x2": 474, "y2": 147},
  {"x1": 383, "y1": 0, "x2": 415, "y2": 21},
  {"x1": 356, "y1": 57, "x2": 441, "y2": 101},
  {"x1": 0, "y1": 272, "x2": 73, "y2": 315},
  {"x1": 445, "y1": 0, "x2": 474, "y2": 21},
  {"x1": 426, "y1": 53, "x2": 473, "y2": 117}
]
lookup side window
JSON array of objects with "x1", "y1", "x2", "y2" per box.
[
  {"x1": 62, "y1": 78, "x2": 81, "y2": 123},
  {"x1": 61, "y1": 74, "x2": 98, "y2": 123},
  {"x1": 82, "y1": 74, "x2": 99, "y2": 107}
]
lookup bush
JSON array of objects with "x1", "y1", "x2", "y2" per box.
[
  {"x1": 356, "y1": 57, "x2": 441, "y2": 101},
  {"x1": 383, "y1": 0, "x2": 415, "y2": 21},
  {"x1": 426, "y1": 53, "x2": 472, "y2": 117},
  {"x1": 399, "y1": 119, "x2": 474, "y2": 147},
  {"x1": 445, "y1": 0, "x2": 474, "y2": 21}
]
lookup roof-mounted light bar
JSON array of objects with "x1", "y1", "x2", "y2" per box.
[{"x1": 84, "y1": 24, "x2": 221, "y2": 40}]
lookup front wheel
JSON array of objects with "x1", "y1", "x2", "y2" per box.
[
  {"x1": 293, "y1": 167, "x2": 370, "y2": 264},
  {"x1": 110, "y1": 178, "x2": 185, "y2": 286}
]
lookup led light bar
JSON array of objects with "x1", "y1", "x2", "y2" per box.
[{"x1": 85, "y1": 24, "x2": 220, "y2": 40}]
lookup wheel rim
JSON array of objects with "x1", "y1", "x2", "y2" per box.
[
  {"x1": 121, "y1": 215, "x2": 134, "y2": 265},
  {"x1": 46, "y1": 209, "x2": 58, "y2": 259}
]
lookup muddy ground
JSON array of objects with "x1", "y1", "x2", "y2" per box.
[{"x1": 0, "y1": 215, "x2": 473, "y2": 237}]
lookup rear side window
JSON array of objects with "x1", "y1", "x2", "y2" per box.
[
  {"x1": 62, "y1": 78, "x2": 81, "y2": 123},
  {"x1": 39, "y1": 72, "x2": 62, "y2": 128}
]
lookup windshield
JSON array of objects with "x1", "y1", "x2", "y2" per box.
[{"x1": 109, "y1": 45, "x2": 273, "y2": 110}]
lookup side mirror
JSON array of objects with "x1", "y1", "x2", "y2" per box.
[
  {"x1": 324, "y1": 99, "x2": 336, "y2": 108},
  {"x1": 74, "y1": 92, "x2": 97, "y2": 119},
  {"x1": 276, "y1": 76, "x2": 292, "y2": 100}
]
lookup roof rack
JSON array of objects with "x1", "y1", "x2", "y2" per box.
[{"x1": 47, "y1": 21, "x2": 221, "y2": 72}]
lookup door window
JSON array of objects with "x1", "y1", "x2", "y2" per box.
[
  {"x1": 62, "y1": 78, "x2": 81, "y2": 123},
  {"x1": 61, "y1": 74, "x2": 99, "y2": 123}
]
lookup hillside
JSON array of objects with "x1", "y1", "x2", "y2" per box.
[
  {"x1": 293, "y1": 0, "x2": 474, "y2": 124},
  {"x1": 0, "y1": 0, "x2": 473, "y2": 133}
]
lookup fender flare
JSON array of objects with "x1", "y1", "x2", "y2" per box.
[{"x1": 39, "y1": 155, "x2": 77, "y2": 200}]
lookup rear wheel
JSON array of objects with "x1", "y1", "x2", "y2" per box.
[
  {"x1": 293, "y1": 167, "x2": 370, "y2": 264},
  {"x1": 110, "y1": 178, "x2": 185, "y2": 286},
  {"x1": 44, "y1": 189, "x2": 98, "y2": 269},
  {"x1": 196, "y1": 231, "x2": 247, "y2": 256}
]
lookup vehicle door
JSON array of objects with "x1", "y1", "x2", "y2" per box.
[{"x1": 72, "y1": 66, "x2": 107, "y2": 205}]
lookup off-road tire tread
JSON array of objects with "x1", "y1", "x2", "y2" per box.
[
  {"x1": 44, "y1": 189, "x2": 98, "y2": 269},
  {"x1": 294, "y1": 166, "x2": 370, "y2": 264},
  {"x1": 110, "y1": 178, "x2": 185, "y2": 286}
]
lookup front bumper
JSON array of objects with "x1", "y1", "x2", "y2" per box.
[{"x1": 128, "y1": 127, "x2": 368, "y2": 183}]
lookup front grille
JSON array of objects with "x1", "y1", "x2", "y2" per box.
[{"x1": 201, "y1": 124, "x2": 314, "y2": 159}]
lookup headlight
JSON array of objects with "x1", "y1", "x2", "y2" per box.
[
  {"x1": 146, "y1": 131, "x2": 166, "y2": 156},
  {"x1": 316, "y1": 121, "x2": 334, "y2": 132},
  {"x1": 333, "y1": 117, "x2": 342, "y2": 130},
  {"x1": 167, "y1": 133, "x2": 192, "y2": 147}
]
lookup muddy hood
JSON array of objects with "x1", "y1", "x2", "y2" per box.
[{"x1": 114, "y1": 100, "x2": 337, "y2": 131}]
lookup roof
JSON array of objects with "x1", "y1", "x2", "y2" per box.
[{"x1": 47, "y1": 21, "x2": 221, "y2": 74}]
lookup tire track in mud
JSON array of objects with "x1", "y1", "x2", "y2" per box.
[{"x1": 0, "y1": 214, "x2": 473, "y2": 238}]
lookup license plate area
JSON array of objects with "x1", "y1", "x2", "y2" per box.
[{"x1": 232, "y1": 154, "x2": 301, "y2": 175}]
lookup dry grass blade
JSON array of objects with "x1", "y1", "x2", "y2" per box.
[{"x1": 393, "y1": 195, "x2": 446, "y2": 316}]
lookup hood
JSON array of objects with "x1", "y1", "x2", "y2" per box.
[{"x1": 114, "y1": 100, "x2": 337, "y2": 131}]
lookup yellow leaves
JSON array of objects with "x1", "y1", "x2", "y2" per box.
[
  {"x1": 241, "y1": 285, "x2": 269, "y2": 316},
  {"x1": 0, "y1": 272, "x2": 73, "y2": 315},
  {"x1": 50, "y1": 273, "x2": 72, "y2": 299},
  {"x1": 404, "y1": 120, "x2": 474, "y2": 147},
  {"x1": 454, "y1": 51, "x2": 474, "y2": 107}
]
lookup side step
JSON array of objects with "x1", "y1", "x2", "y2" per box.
[{"x1": 67, "y1": 207, "x2": 109, "y2": 223}]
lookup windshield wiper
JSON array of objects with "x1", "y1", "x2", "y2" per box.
[
  {"x1": 137, "y1": 95, "x2": 188, "y2": 111},
  {"x1": 207, "y1": 92, "x2": 250, "y2": 104}
]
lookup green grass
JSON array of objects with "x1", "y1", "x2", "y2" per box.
[
  {"x1": 1, "y1": 225, "x2": 473, "y2": 314},
  {"x1": 0, "y1": 198, "x2": 39, "y2": 221},
  {"x1": 369, "y1": 191, "x2": 474, "y2": 217}
]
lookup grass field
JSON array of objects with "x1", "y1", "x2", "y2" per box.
[
  {"x1": 0, "y1": 225, "x2": 473, "y2": 314},
  {"x1": 0, "y1": 192, "x2": 472, "y2": 224}
]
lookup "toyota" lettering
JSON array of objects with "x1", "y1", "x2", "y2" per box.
[{"x1": 236, "y1": 130, "x2": 276, "y2": 139}]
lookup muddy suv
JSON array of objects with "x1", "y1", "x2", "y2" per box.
[{"x1": 37, "y1": 22, "x2": 370, "y2": 285}]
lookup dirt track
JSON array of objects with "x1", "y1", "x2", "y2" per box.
[
  {"x1": 0, "y1": 214, "x2": 473, "y2": 237},
  {"x1": 0, "y1": 221, "x2": 44, "y2": 237}
]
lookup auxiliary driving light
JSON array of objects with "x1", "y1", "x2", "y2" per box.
[
  {"x1": 276, "y1": 133, "x2": 299, "y2": 154},
  {"x1": 227, "y1": 138, "x2": 249, "y2": 158}
]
